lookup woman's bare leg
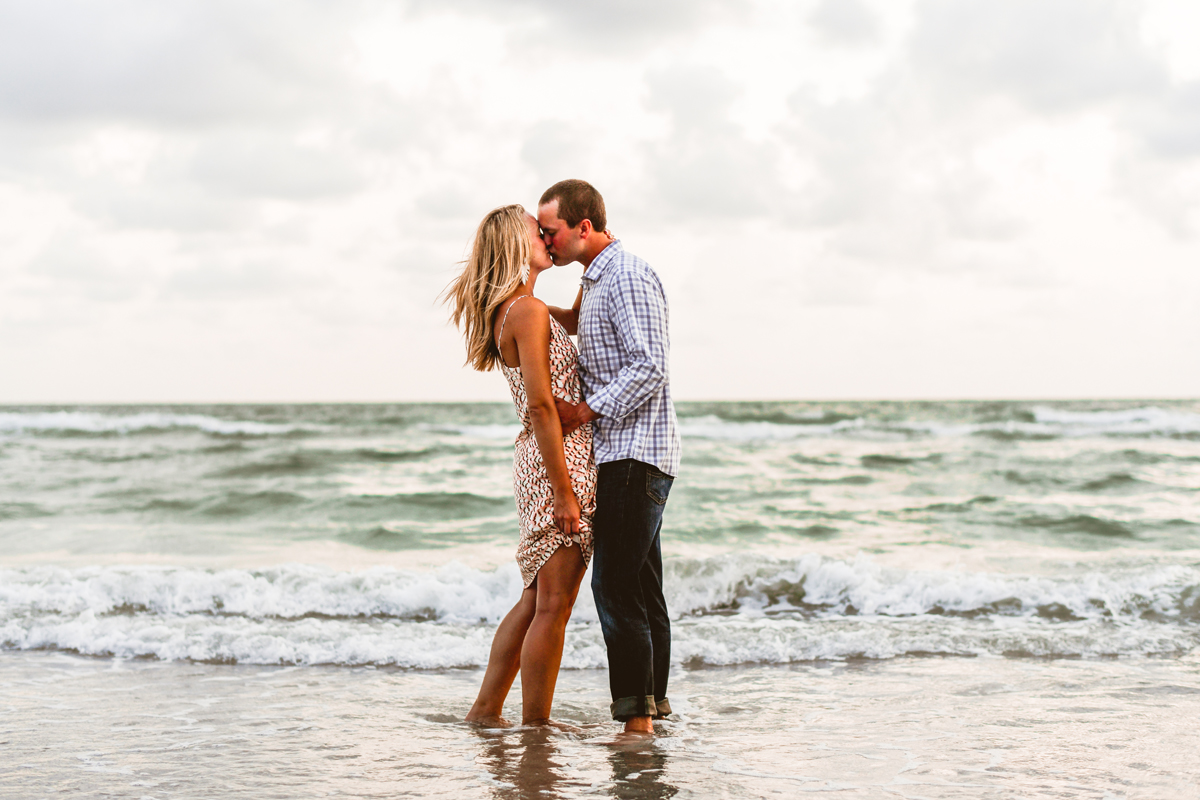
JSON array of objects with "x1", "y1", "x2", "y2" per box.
[
  {"x1": 466, "y1": 585, "x2": 537, "y2": 725},
  {"x1": 521, "y1": 545, "x2": 587, "y2": 724}
]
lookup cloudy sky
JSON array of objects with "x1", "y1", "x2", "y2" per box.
[{"x1": 2, "y1": 0, "x2": 1198, "y2": 403}]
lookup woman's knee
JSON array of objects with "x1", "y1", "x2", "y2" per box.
[
  {"x1": 535, "y1": 590, "x2": 576, "y2": 620},
  {"x1": 513, "y1": 586, "x2": 537, "y2": 616}
]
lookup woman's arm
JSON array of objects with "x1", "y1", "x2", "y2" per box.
[
  {"x1": 546, "y1": 286, "x2": 583, "y2": 335},
  {"x1": 505, "y1": 298, "x2": 581, "y2": 535}
]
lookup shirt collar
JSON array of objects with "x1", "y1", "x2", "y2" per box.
[{"x1": 581, "y1": 239, "x2": 622, "y2": 284}]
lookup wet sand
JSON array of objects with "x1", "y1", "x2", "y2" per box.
[{"x1": 3, "y1": 650, "x2": 1199, "y2": 799}]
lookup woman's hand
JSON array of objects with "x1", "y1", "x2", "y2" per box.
[
  {"x1": 553, "y1": 489, "x2": 582, "y2": 536},
  {"x1": 504, "y1": 296, "x2": 583, "y2": 537}
]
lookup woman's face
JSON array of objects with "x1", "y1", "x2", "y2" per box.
[{"x1": 525, "y1": 214, "x2": 553, "y2": 273}]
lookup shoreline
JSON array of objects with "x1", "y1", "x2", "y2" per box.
[{"x1": 4, "y1": 650, "x2": 1199, "y2": 798}]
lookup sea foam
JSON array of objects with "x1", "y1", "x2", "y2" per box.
[
  {"x1": 674, "y1": 406, "x2": 1200, "y2": 442},
  {"x1": 4, "y1": 405, "x2": 1196, "y2": 442},
  {"x1": 0, "y1": 411, "x2": 300, "y2": 437},
  {"x1": 3, "y1": 557, "x2": 1196, "y2": 667},
  {"x1": 1030, "y1": 406, "x2": 1200, "y2": 437}
]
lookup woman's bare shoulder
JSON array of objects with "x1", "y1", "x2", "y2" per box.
[{"x1": 504, "y1": 296, "x2": 550, "y2": 327}]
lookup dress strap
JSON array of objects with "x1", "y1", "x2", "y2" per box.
[{"x1": 496, "y1": 295, "x2": 530, "y2": 350}]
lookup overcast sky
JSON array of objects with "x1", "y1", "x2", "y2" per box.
[{"x1": 1, "y1": 0, "x2": 1198, "y2": 403}]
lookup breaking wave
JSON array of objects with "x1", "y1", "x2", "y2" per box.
[
  {"x1": 676, "y1": 406, "x2": 1200, "y2": 441},
  {"x1": 4, "y1": 404, "x2": 1197, "y2": 443},
  {"x1": 0, "y1": 411, "x2": 303, "y2": 437},
  {"x1": 3, "y1": 556, "x2": 1196, "y2": 667}
]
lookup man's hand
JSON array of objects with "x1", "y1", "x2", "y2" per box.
[{"x1": 555, "y1": 398, "x2": 599, "y2": 436}]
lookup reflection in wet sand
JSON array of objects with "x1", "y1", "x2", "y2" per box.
[
  {"x1": 476, "y1": 727, "x2": 567, "y2": 800},
  {"x1": 473, "y1": 726, "x2": 678, "y2": 800},
  {"x1": 5, "y1": 654, "x2": 1199, "y2": 798},
  {"x1": 607, "y1": 741, "x2": 677, "y2": 799}
]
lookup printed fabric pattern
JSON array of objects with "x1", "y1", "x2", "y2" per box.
[{"x1": 501, "y1": 314, "x2": 597, "y2": 587}]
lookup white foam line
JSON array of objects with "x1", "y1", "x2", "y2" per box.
[
  {"x1": 3, "y1": 557, "x2": 1198, "y2": 628},
  {"x1": 0, "y1": 411, "x2": 301, "y2": 436}
]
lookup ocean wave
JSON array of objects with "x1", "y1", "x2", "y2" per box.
[
  {"x1": 6, "y1": 405, "x2": 1194, "y2": 444},
  {"x1": 669, "y1": 615, "x2": 1200, "y2": 665},
  {"x1": 2, "y1": 613, "x2": 512, "y2": 668},
  {"x1": 2, "y1": 557, "x2": 1197, "y2": 666},
  {"x1": 4, "y1": 612, "x2": 1196, "y2": 668},
  {"x1": 671, "y1": 554, "x2": 1200, "y2": 623},
  {"x1": 208, "y1": 446, "x2": 473, "y2": 479},
  {"x1": 677, "y1": 406, "x2": 1200, "y2": 442},
  {"x1": 0, "y1": 563, "x2": 525, "y2": 624},
  {"x1": 4, "y1": 557, "x2": 1197, "y2": 626},
  {"x1": 0, "y1": 411, "x2": 302, "y2": 437},
  {"x1": 424, "y1": 423, "x2": 523, "y2": 441},
  {"x1": 1031, "y1": 406, "x2": 1200, "y2": 434},
  {"x1": 678, "y1": 416, "x2": 865, "y2": 441},
  {"x1": 0, "y1": 502, "x2": 51, "y2": 521},
  {"x1": 693, "y1": 410, "x2": 861, "y2": 426},
  {"x1": 326, "y1": 492, "x2": 513, "y2": 523},
  {"x1": 197, "y1": 491, "x2": 308, "y2": 518},
  {"x1": 1017, "y1": 514, "x2": 1135, "y2": 538}
]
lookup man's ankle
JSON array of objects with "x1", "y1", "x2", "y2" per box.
[{"x1": 623, "y1": 716, "x2": 653, "y2": 734}]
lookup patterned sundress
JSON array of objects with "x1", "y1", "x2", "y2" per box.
[{"x1": 496, "y1": 297, "x2": 597, "y2": 587}]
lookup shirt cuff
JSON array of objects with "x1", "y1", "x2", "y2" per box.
[{"x1": 585, "y1": 387, "x2": 624, "y2": 420}]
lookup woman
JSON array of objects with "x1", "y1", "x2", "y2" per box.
[{"x1": 446, "y1": 204, "x2": 597, "y2": 727}]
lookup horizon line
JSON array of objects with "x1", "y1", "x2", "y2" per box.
[{"x1": 2, "y1": 397, "x2": 1198, "y2": 406}]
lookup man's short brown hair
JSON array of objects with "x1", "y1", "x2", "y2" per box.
[{"x1": 539, "y1": 179, "x2": 606, "y2": 232}]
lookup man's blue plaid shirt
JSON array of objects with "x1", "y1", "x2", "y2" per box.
[{"x1": 577, "y1": 240, "x2": 682, "y2": 477}]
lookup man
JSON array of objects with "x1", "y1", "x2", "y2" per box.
[{"x1": 538, "y1": 179, "x2": 682, "y2": 735}]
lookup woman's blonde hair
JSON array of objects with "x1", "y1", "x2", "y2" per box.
[{"x1": 445, "y1": 204, "x2": 532, "y2": 372}]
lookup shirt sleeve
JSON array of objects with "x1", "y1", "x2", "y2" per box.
[{"x1": 584, "y1": 268, "x2": 670, "y2": 420}]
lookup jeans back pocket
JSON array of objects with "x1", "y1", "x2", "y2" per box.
[{"x1": 645, "y1": 466, "x2": 673, "y2": 505}]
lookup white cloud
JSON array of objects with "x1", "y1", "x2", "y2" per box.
[
  {"x1": 641, "y1": 65, "x2": 784, "y2": 220},
  {"x1": 0, "y1": 0, "x2": 1197, "y2": 401},
  {"x1": 809, "y1": 0, "x2": 881, "y2": 45},
  {"x1": 27, "y1": 231, "x2": 141, "y2": 303},
  {"x1": 408, "y1": 0, "x2": 749, "y2": 51},
  {"x1": 0, "y1": 0, "x2": 356, "y2": 125},
  {"x1": 910, "y1": 0, "x2": 1165, "y2": 112},
  {"x1": 188, "y1": 133, "x2": 367, "y2": 199}
]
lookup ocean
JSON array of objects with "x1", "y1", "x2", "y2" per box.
[{"x1": 2, "y1": 400, "x2": 1199, "y2": 798}]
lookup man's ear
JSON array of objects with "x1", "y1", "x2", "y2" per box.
[{"x1": 578, "y1": 219, "x2": 593, "y2": 237}]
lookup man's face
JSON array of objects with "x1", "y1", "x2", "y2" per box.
[{"x1": 537, "y1": 200, "x2": 585, "y2": 266}]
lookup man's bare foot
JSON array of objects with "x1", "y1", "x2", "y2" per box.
[
  {"x1": 519, "y1": 716, "x2": 581, "y2": 733},
  {"x1": 465, "y1": 713, "x2": 513, "y2": 728},
  {"x1": 623, "y1": 715, "x2": 653, "y2": 735}
]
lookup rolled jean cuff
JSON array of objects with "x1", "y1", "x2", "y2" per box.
[
  {"x1": 610, "y1": 695, "x2": 658, "y2": 721},
  {"x1": 653, "y1": 698, "x2": 672, "y2": 718}
]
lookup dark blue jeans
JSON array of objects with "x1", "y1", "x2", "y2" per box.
[{"x1": 590, "y1": 459, "x2": 674, "y2": 721}]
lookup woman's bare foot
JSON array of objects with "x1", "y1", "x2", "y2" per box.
[
  {"x1": 465, "y1": 713, "x2": 513, "y2": 728},
  {"x1": 519, "y1": 717, "x2": 585, "y2": 734}
]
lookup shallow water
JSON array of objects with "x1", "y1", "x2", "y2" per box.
[{"x1": 3, "y1": 651, "x2": 1199, "y2": 799}]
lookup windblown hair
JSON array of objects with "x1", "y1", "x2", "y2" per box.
[
  {"x1": 445, "y1": 204, "x2": 532, "y2": 372},
  {"x1": 539, "y1": 179, "x2": 606, "y2": 232}
]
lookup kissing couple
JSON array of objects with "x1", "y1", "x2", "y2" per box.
[{"x1": 446, "y1": 179, "x2": 681, "y2": 735}]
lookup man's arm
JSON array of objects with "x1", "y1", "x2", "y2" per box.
[
  {"x1": 576, "y1": 269, "x2": 670, "y2": 422},
  {"x1": 556, "y1": 395, "x2": 599, "y2": 435},
  {"x1": 546, "y1": 286, "x2": 583, "y2": 335}
]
